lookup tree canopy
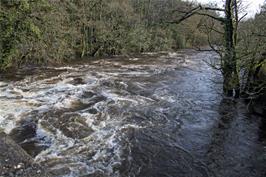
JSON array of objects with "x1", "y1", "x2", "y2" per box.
[{"x1": 0, "y1": 0, "x2": 213, "y2": 70}]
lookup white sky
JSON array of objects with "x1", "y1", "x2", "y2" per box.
[{"x1": 190, "y1": 0, "x2": 265, "y2": 18}]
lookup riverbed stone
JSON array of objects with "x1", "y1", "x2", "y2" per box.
[{"x1": 59, "y1": 113, "x2": 94, "y2": 139}]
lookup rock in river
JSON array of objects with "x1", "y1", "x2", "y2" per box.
[{"x1": 0, "y1": 131, "x2": 51, "y2": 177}]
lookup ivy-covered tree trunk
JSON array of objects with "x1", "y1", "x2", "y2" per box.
[{"x1": 222, "y1": 0, "x2": 240, "y2": 98}]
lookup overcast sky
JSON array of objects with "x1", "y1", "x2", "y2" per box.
[{"x1": 191, "y1": 0, "x2": 265, "y2": 18}]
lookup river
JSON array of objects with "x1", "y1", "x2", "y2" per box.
[{"x1": 0, "y1": 50, "x2": 265, "y2": 177}]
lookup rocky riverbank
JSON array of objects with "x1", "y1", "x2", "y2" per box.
[{"x1": 0, "y1": 131, "x2": 51, "y2": 177}]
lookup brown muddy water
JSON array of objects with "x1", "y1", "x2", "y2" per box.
[{"x1": 0, "y1": 50, "x2": 265, "y2": 177}]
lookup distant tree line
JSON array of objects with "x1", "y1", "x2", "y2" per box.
[{"x1": 0, "y1": 0, "x2": 211, "y2": 70}]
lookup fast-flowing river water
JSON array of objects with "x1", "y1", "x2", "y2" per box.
[{"x1": 0, "y1": 50, "x2": 265, "y2": 177}]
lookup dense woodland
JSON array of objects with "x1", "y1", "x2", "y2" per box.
[
  {"x1": 0, "y1": 0, "x2": 220, "y2": 68},
  {"x1": 0, "y1": 0, "x2": 265, "y2": 100}
]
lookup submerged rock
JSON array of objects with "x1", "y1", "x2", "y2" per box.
[
  {"x1": 9, "y1": 116, "x2": 50, "y2": 157},
  {"x1": 42, "y1": 112, "x2": 94, "y2": 139}
]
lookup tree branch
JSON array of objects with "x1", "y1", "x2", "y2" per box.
[
  {"x1": 203, "y1": 59, "x2": 222, "y2": 71},
  {"x1": 203, "y1": 7, "x2": 225, "y2": 12},
  {"x1": 168, "y1": 6, "x2": 202, "y2": 24},
  {"x1": 195, "y1": 12, "x2": 225, "y2": 22},
  {"x1": 197, "y1": 21, "x2": 224, "y2": 35},
  {"x1": 238, "y1": 13, "x2": 248, "y2": 23},
  {"x1": 169, "y1": 5, "x2": 226, "y2": 24}
]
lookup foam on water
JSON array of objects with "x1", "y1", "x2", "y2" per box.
[
  {"x1": 2, "y1": 51, "x2": 254, "y2": 177},
  {"x1": 0, "y1": 52, "x2": 184, "y2": 176}
]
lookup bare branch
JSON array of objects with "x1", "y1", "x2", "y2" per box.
[
  {"x1": 169, "y1": 4, "x2": 226, "y2": 25},
  {"x1": 238, "y1": 13, "x2": 248, "y2": 23},
  {"x1": 168, "y1": 6, "x2": 202, "y2": 24},
  {"x1": 203, "y1": 7, "x2": 225, "y2": 12},
  {"x1": 244, "y1": 83, "x2": 266, "y2": 99},
  {"x1": 197, "y1": 22, "x2": 224, "y2": 35},
  {"x1": 171, "y1": 5, "x2": 201, "y2": 14},
  {"x1": 195, "y1": 12, "x2": 225, "y2": 22},
  {"x1": 203, "y1": 59, "x2": 222, "y2": 71},
  {"x1": 201, "y1": 20, "x2": 223, "y2": 58},
  {"x1": 207, "y1": 35, "x2": 223, "y2": 58}
]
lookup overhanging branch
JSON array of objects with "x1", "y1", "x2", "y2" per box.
[
  {"x1": 168, "y1": 5, "x2": 225, "y2": 24},
  {"x1": 203, "y1": 7, "x2": 225, "y2": 12},
  {"x1": 238, "y1": 13, "x2": 248, "y2": 23},
  {"x1": 195, "y1": 12, "x2": 225, "y2": 22}
]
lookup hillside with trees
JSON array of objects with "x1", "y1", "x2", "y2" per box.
[{"x1": 0, "y1": 0, "x2": 212, "y2": 70}]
